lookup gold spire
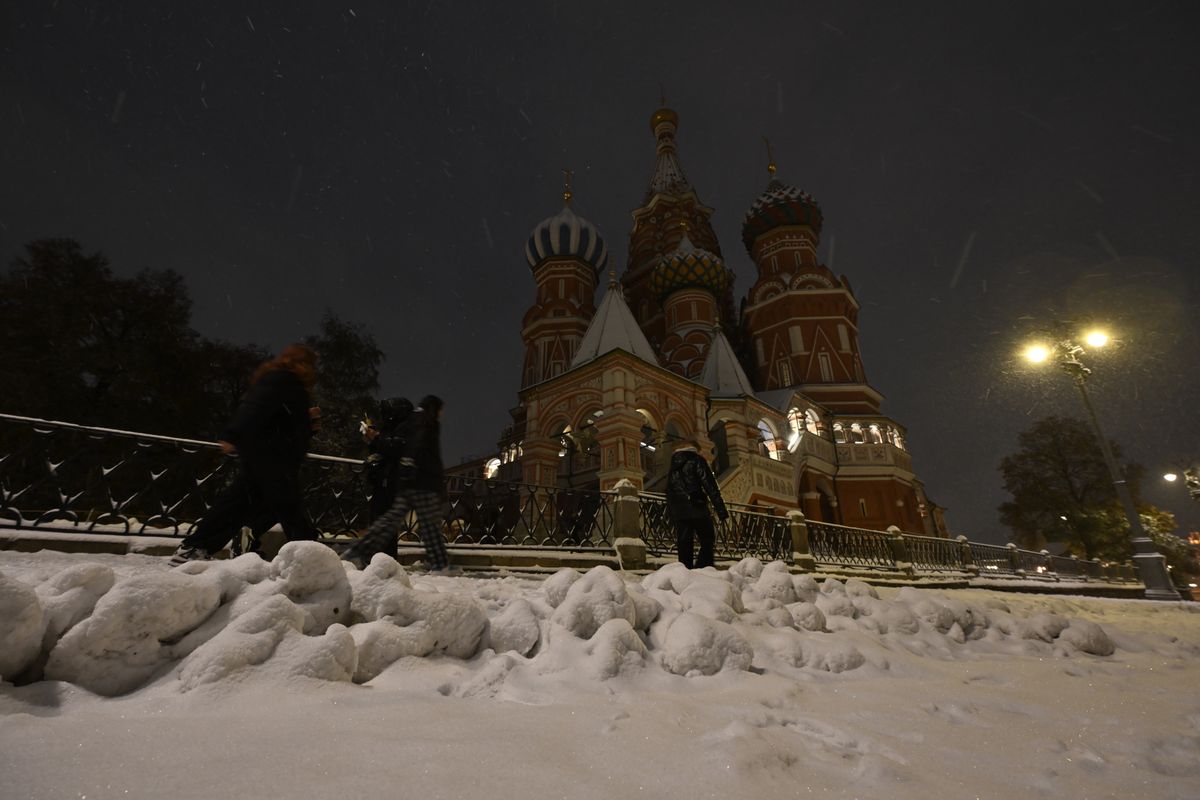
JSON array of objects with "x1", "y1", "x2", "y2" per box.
[
  {"x1": 762, "y1": 136, "x2": 777, "y2": 179},
  {"x1": 561, "y1": 168, "x2": 574, "y2": 205},
  {"x1": 650, "y1": 86, "x2": 678, "y2": 133}
]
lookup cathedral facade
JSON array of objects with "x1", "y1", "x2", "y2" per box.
[{"x1": 466, "y1": 106, "x2": 946, "y2": 536}]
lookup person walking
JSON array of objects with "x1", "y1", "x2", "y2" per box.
[
  {"x1": 169, "y1": 344, "x2": 321, "y2": 565},
  {"x1": 665, "y1": 437, "x2": 729, "y2": 569},
  {"x1": 363, "y1": 396, "x2": 413, "y2": 523},
  {"x1": 341, "y1": 395, "x2": 453, "y2": 573}
]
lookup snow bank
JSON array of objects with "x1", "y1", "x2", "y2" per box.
[
  {"x1": 2, "y1": 555, "x2": 1132, "y2": 699},
  {"x1": 45, "y1": 570, "x2": 222, "y2": 695},
  {"x1": 0, "y1": 570, "x2": 45, "y2": 680},
  {"x1": 659, "y1": 612, "x2": 754, "y2": 676}
]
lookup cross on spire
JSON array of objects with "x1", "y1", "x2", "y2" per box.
[
  {"x1": 562, "y1": 168, "x2": 574, "y2": 205},
  {"x1": 762, "y1": 135, "x2": 777, "y2": 178}
]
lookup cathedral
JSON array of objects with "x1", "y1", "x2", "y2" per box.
[{"x1": 458, "y1": 105, "x2": 947, "y2": 536}]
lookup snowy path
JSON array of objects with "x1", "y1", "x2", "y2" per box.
[{"x1": 2, "y1": 547, "x2": 1199, "y2": 800}]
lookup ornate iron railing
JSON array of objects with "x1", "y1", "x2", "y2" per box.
[
  {"x1": 970, "y1": 542, "x2": 1018, "y2": 575},
  {"x1": 0, "y1": 413, "x2": 371, "y2": 538},
  {"x1": 637, "y1": 494, "x2": 791, "y2": 563},
  {"x1": 903, "y1": 533, "x2": 967, "y2": 572},
  {"x1": 0, "y1": 414, "x2": 619, "y2": 551},
  {"x1": 0, "y1": 414, "x2": 1143, "y2": 583},
  {"x1": 443, "y1": 476, "x2": 614, "y2": 550},
  {"x1": 806, "y1": 519, "x2": 897, "y2": 570}
]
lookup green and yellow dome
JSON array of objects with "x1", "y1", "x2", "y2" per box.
[{"x1": 649, "y1": 233, "x2": 731, "y2": 300}]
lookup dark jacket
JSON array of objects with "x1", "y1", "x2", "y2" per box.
[
  {"x1": 220, "y1": 369, "x2": 313, "y2": 467},
  {"x1": 399, "y1": 395, "x2": 445, "y2": 494},
  {"x1": 665, "y1": 447, "x2": 728, "y2": 522},
  {"x1": 366, "y1": 397, "x2": 412, "y2": 495}
]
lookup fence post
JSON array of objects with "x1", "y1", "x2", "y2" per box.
[
  {"x1": 886, "y1": 525, "x2": 915, "y2": 577},
  {"x1": 787, "y1": 510, "x2": 816, "y2": 572},
  {"x1": 1037, "y1": 549, "x2": 1057, "y2": 581},
  {"x1": 1006, "y1": 542, "x2": 1025, "y2": 576},
  {"x1": 957, "y1": 535, "x2": 978, "y2": 577},
  {"x1": 1071, "y1": 554, "x2": 1085, "y2": 581},
  {"x1": 611, "y1": 478, "x2": 647, "y2": 570}
]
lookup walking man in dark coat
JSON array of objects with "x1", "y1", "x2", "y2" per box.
[
  {"x1": 169, "y1": 344, "x2": 321, "y2": 565},
  {"x1": 341, "y1": 395, "x2": 452, "y2": 573},
  {"x1": 363, "y1": 396, "x2": 413, "y2": 523},
  {"x1": 665, "y1": 437, "x2": 729, "y2": 569}
]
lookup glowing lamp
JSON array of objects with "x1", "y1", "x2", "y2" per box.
[
  {"x1": 1023, "y1": 344, "x2": 1051, "y2": 364},
  {"x1": 1084, "y1": 330, "x2": 1109, "y2": 348}
]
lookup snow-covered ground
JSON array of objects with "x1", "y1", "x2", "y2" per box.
[{"x1": 2, "y1": 544, "x2": 1199, "y2": 800}]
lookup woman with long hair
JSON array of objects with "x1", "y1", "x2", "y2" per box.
[{"x1": 170, "y1": 344, "x2": 321, "y2": 564}]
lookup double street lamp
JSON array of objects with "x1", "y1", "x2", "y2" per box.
[{"x1": 1022, "y1": 329, "x2": 1181, "y2": 601}]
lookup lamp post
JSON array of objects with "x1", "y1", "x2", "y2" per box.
[{"x1": 1023, "y1": 330, "x2": 1181, "y2": 600}]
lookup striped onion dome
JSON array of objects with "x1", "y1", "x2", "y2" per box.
[
  {"x1": 525, "y1": 204, "x2": 609, "y2": 273},
  {"x1": 741, "y1": 179, "x2": 823, "y2": 254},
  {"x1": 649, "y1": 233, "x2": 731, "y2": 300}
]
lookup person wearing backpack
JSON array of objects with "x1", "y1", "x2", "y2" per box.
[
  {"x1": 341, "y1": 395, "x2": 454, "y2": 573},
  {"x1": 665, "y1": 437, "x2": 729, "y2": 569}
]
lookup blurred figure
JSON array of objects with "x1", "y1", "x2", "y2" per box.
[
  {"x1": 363, "y1": 397, "x2": 413, "y2": 552},
  {"x1": 169, "y1": 344, "x2": 320, "y2": 565},
  {"x1": 665, "y1": 437, "x2": 729, "y2": 569},
  {"x1": 342, "y1": 395, "x2": 452, "y2": 573}
]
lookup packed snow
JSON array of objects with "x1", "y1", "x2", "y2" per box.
[{"x1": 2, "y1": 544, "x2": 1199, "y2": 799}]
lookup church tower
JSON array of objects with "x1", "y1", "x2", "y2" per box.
[
  {"x1": 623, "y1": 105, "x2": 737, "y2": 352},
  {"x1": 648, "y1": 222, "x2": 730, "y2": 379},
  {"x1": 740, "y1": 151, "x2": 880, "y2": 414},
  {"x1": 520, "y1": 174, "x2": 609, "y2": 388}
]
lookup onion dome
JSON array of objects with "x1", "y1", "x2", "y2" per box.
[
  {"x1": 525, "y1": 204, "x2": 609, "y2": 273},
  {"x1": 649, "y1": 232, "x2": 731, "y2": 300},
  {"x1": 741, "y1": 178, "x2": 824, "y2": 255}
]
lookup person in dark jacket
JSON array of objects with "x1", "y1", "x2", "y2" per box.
[
  {"x1": 341, "y1": 395, "x2": 452, "y2": 572},
  {"x1": 363, "y1": 396, "x2": 413, "y2": 523},
  {"x1": 169, "y1": 344, "x2": 321, "y2": 565},
  {"x1": 665, "y1": 437, "x2": 729, "y2": 569}
]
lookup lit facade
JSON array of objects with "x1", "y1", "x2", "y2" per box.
[{"x1": 461, "y1": 107, "x2": 946, "y2": 536}]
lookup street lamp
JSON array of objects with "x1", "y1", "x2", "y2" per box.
[
  {"x1": 1021, "y1": 329, "x2": 1181, "y2": 600},
  {"x1": 1163, "y1": 465, "x2": 1200, "y2": 503}
]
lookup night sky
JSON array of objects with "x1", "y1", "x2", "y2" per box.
[{"x1": 3, "y1": 1, "x2": 1198, "y2": 541}]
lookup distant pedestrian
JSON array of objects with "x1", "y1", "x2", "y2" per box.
[
  {"x1": 363, "y1": 396, "x2": 413, "y2": 539},
  {"x1": 665, "y1": 437, "x2": 729, "y2": 569},
  {"x1": 169, "y1": 344, "x2": 321, "y2": 565},
  {"x1": 342, "y1": 395, "x2": 453, "y2": 573}
]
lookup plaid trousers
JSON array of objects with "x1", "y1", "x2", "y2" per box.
[{"x1": 344, "y1": 488, "x2": 449, "y2": 570}]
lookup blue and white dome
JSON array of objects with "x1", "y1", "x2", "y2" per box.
[{"x1": 525, "y1": 205, "x2": 609, "y2": 273}]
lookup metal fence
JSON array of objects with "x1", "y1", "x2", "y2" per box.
[
  {"x1": 443, "y1": 475, "x2": 615, "y2": 551},
  {"x1": 903, "y1": 533, "x2": 967, "y2": 573},
  {"x1": 0, "y1": 414, "x2": 616, "y2": 551},
  {"x1": 807, "y1": 519, "x2": 897, "y2": 570},
  {"x1": 638, "y1": 494, "x2": 791, "y2": 563},
  {"x1": 0, "y1": 414, "x2": 1141, "y2": 584}
]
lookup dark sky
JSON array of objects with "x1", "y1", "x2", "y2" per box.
[{"x1": 3, "y1": 0, "x2": 1199, "y2": 542}]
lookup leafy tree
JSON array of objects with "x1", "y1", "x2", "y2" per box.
[
  {"x1": 998, "y1": 415, "x2": 1145, "y2": 560},
  {"x1": 305, "y1": 311, "x2": 384, "y2": 457},
  {"x1": 0, "y1": 239, "x2": 207, "y2": 434}
]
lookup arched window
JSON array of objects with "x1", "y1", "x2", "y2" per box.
[
  {"x1": 805, "y1": 409, "x2": 821, "y2": 436},
  {"x1": 484, "y1": 458, "x2": 501, "y2": 479},
  {"x1": 868, "y1": 424, "x2": 883, "y2": 444},
  {"x1": 757, "y1": 419, "x2": 783, "y2": 461},
  {"x1": 850, "y1": 423, "x2": 865, "y2": 444},
  {"x1": 832, "y1": 423, "x2": 847, "y2": 444}
]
